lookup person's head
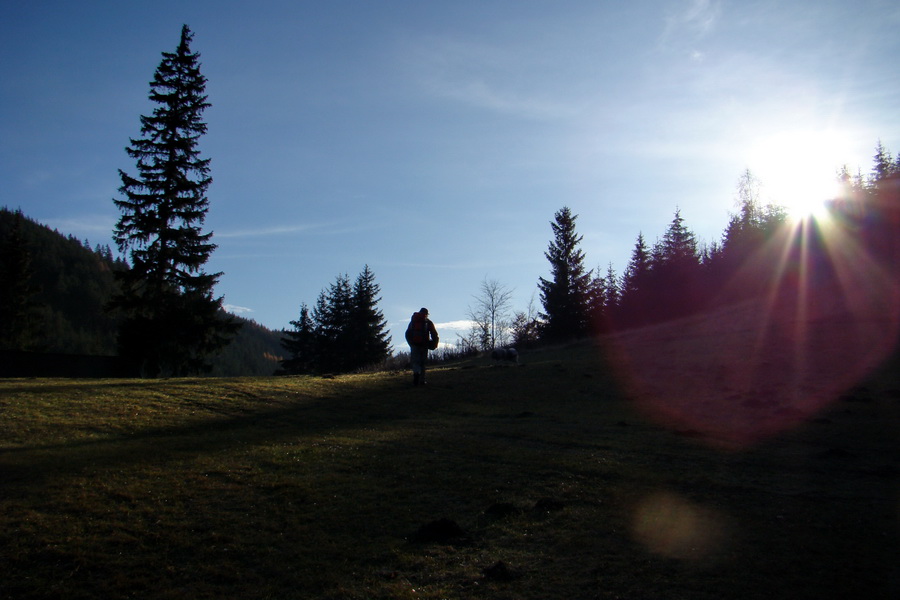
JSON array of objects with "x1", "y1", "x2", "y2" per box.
[{"x1": 419, "y1": 307, "x2": 429, "y2": 317}]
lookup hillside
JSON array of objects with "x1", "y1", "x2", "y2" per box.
[
  {"x1": 0, "y1": 208, "x2": 123, "y2": 354},
  {"x1": 0, "y1": 207, "x2": 284, "y2": 376},
  {"x1": 2, "y1": 305, "x2": 898, "y2": 598},
  {"x1": 605, "y1": 293, "x2": 900, "y2": 448}
]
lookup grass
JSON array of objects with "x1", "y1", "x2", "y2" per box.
[{"x1": 1, "y1": 339, "x2": 899, "y2": 599}]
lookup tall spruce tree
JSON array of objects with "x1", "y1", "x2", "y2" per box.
[
  {"x1": 348, "y1": 265, "x2": 392, "y2": 369},
  {"x1": 538, "y1": 206, "x2": 591, "y2": 342},
  {"x1": 111, "y1": 25, "x2": 237, "y2": 376},
  {"x1": 312, "y1": 274, "x2": 353, "y2": 373}
]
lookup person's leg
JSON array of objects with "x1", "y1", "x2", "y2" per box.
[
  {"x1": 420, "y1": 349, "x2": 428, "y2": 384},
  {"x1": 410, "y1": 347, "x2": 424, "y2": 385}
]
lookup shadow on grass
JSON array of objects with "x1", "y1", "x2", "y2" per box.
[
  {"x1": 0, "y1": 374, "x2": 442, "y2": 489},
  {"x1": 2, "y1": 346, "x2": 899, "y2": 600}
]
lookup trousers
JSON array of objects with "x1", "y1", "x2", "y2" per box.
[{"x1": 409, "y1": 345, "x2": 428, "y2": 375}]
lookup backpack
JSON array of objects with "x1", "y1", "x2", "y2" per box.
[{"x1": 406, "y1": 312, "x2": 429, "y2": 346}]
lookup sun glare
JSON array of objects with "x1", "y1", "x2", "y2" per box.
[{"x1": 748, "y1": 130, "x2": 849, "y2": 221}]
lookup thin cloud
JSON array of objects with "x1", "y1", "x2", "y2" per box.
[
  {"x1": 224, "y1": 304, "x2": 254, "y2": 315},
  {"x1": 216, "y1": 223, "x2": 324, "y2": 239},
  {"x1": 379, "y1": 257, "x2": 535, "y2": 270},
  {"x1": 659, "y1": 0, "x2": 721, "y2": 51},
  {"x1": 435, "y1": 319, "x2": 477, "y2": 332},
  {"x1": 217, "y1": 220, "x2": 386, "y2": 239},
  {"x1": 431, "y1": 77, "x2": 581, "y2": 120},
  {"x1": 403, "y1": 35, "x2": 582, "y2": 120},
  {"x1": 45, "y1": 215, "x2": 116, "y2": 238}
]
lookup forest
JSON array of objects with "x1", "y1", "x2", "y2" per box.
[{"x1": 0, "y1": 207, "x2": 284, "y2": 377}]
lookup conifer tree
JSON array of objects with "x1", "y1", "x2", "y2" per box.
[
  {"x1": 603, "y1": 263, "x2": 621, "y2": 316},
  {"x1": 280, "y1": 303, "x2": 317, "y2": 374},
  {"x1": 538, "y1": 206, "x2": 591, "y2": 342},
  {"x1": 348, "y1": 265, "x2": 391, "y2": 369},
  {"x1": 653, "y1": 209, "x2": 702, "y2": 320},
  {"x1": 619, "y1": 232, "x2": 651, "y2": 327},
  {"x1": 660, "y1": 208, "x2": 699, "y2": 266},
  {"x1": 586, "y1": 266, "x2": 609, "y2": 335},
  {"x1": 863, "y1": 142, "x2": 900, "y2": 273},
  {"x1": 111, "y1": 25, "x2": 237, "y2": 376},
  {"x1": 871, "y1": 140, "x2": 897, "y2": 183},
  {"x1": 312, "y1": 274, "x2": 353, "y2": 373}
]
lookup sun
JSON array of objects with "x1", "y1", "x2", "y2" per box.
[
  {"x1": 747, "y1": 130, "x2": 849, "y2": 221},
  {"x1": 781, "y1": 188, "x2": 834, "y2": 221}
]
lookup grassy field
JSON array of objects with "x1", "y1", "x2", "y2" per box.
[{"x1": 2, "y1": 335, "x2": 899, "y2": 599}]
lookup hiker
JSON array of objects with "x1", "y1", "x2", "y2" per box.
[{"x1": 405, "y1": 307, "x2": 439, "y2": 386}]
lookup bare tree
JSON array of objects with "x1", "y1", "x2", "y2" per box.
[
  {"x1": 467, "y1": 277, "x2": 514, "y2": 350},
  {"x1": 512, "y1": 291, "x2": 541, "y2": 348}
]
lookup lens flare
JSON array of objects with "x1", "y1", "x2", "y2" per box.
[
  {"x1": 632, "y1": 492, "x2": 730, "y2": 561},
  {"x1": 607, "y1": 185, "x2": 900, "y2": 448}
]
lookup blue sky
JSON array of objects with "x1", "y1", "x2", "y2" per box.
[{"x1": 2, "y1": 1, "x2": 899, "y2": 349}]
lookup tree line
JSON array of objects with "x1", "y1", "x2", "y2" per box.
[{"x1": 524, "y1": 150, "x2": 900, "y2": 348}]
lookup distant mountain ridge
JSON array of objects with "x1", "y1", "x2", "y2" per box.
[{"x1": 0, "y1": 207, "x2": 283, "y2": 376}]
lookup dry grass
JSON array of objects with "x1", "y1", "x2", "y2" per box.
[{"x1": 2, "y1": 319, "x2": 899, "y2": 599}]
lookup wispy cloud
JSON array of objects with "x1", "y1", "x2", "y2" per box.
[
  {"x1": 435, "y1": 319, "x2": 476, "y2": 332},
  {"x1": 430, "y1": 76, "x2": 581, "y2": 121},
  {"x1": 659, "y1": 0, "x2": 721, "y2": 51},
  {"x1": 45, "y1": 215, "x2": 116, "y2": 239},
  {"x1": 216, "y1": 220, "x2": 385, "y2": 239},
  {"x1": 403, "y1": 35, "x2": 582, "y2": 120},
  {"x1": 224, "y1": 304, "x2": 254, "y2": 315},
  {"x1": 379, "y1": 257, "x2": 534, "y2": 271},
  {"x1": 215, "y1": 223, "x2": 324, "y2": 239}
]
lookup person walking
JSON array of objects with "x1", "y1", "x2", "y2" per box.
[{"x1": 405, "y1": 307, "x2": 439, "y2": 386}]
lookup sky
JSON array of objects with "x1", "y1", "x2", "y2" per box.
[{"x1": 2, "y1": 0, "x2": 899, "y2": 350}]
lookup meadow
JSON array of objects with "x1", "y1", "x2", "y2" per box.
[{"x1": 2, "y1": 322, "x2": 899, "y2": 599}]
